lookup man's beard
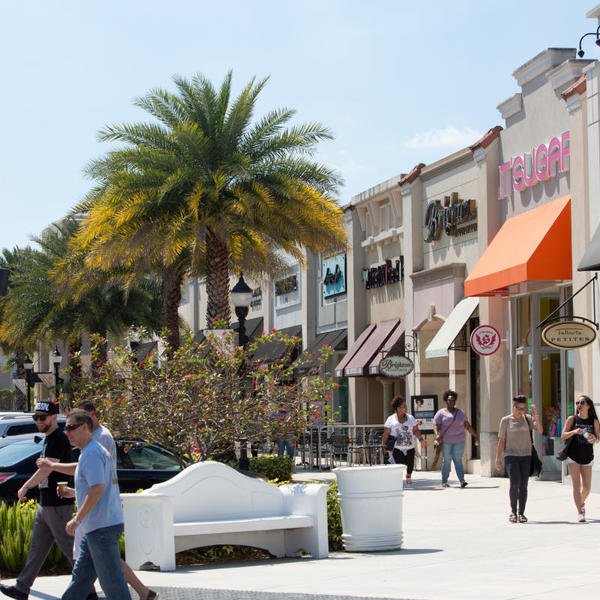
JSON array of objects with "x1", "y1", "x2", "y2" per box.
[{"x1": 38, "y1": 422, "x2": 51, "y2": 434}]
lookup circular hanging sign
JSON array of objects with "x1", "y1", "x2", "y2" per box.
[
  {"x1": 379, "y1": 355, "x2": 414, "y2": 377},
  {"x1": 541, "y1": 321, "x2": 597, "y2": 349},
  {"x1": 470, "y1": 325, "x2": 501, "y2": 356}
]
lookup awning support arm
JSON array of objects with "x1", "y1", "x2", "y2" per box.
[{"x1": 537, "y1": 273, "x2": 598, "y2": 330}]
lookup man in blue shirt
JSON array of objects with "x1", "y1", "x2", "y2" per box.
[{"x1": 60, "y1": 409, "x2": 131, "y2": 600}]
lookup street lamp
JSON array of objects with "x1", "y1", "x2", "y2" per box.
[
  {"x1": 129, "y1": 323, "x2": 141, "y2": 363},
  {"x1": 23, "y1": 356, "x2": 34, "y2": 412},
  {"x1": 51, "y1": 346, "x2": 63, "y2": 399},
  {"x1": 231, "y1": 274, "x2": 253, "y2": 470}
]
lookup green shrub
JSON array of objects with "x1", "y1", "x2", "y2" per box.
[
  {"x1": 0, "y1": 500, "x2": 70, "y2": 575},
  {"x1": 248, "y1": 455, "x2": 294, "y2": 481},
  {"x1": 326, "y1": 481, "x2": 343, "y2": 551}
]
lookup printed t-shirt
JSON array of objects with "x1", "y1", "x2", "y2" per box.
[
  {"x1": 384, "y1": 413, "x2": 417, "y2": 452},
  {"x1": 498, "y1": 414, "x2": 533, "y2": 457},
  {"x1": 74, "y1": 439, "x2": 123, "y2": 535},
  {"x1": 433, "y1": 408, "x2": 466, "y2": 443},
  {"x1": 39, "y1": 428, "x2": 74, "y2": 507}
]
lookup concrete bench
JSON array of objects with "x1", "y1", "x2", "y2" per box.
[{"x1": 121, "y1": 461, "x2": 328, "y2": 571}]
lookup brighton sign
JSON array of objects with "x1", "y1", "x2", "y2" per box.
[
  {"x1": 498, "y1": 131, "x2": 570, "y2": 199},
  {"x1": 424, "y1": 192, "x2": 477, "y2": 242},
  {"x1": 379, "y1": 355, "x2": 414, "y2": 378},
  {"x1": 541, "y1": 320, "x2": 597, "y2": 349}
]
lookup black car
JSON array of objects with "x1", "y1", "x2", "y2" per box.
[{"x1": 0, "y1": 437, "x2": 181, "y2": 503}]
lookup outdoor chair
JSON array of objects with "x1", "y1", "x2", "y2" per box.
[{"x1": 329, "y1": 433, "x2": 350, "y2": 467}]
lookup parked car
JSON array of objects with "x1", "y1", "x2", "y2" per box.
[
  {"x1": 0, "y1": 438, "x2": 182, "y2": 503},
  {"x1": 0, "y1": 415, "x2": 66, "y2": 439}
]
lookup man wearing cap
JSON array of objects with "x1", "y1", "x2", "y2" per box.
[{"x1": 0, "y1": 400, "x2": 74, "y2": 600}]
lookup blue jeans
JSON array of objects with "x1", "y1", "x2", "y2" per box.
[
  {"x1": 441, "y1": 441, "x2": 465, "y2": 484},
  {"x1": 61, "y1": 524, "x2": 131, "y2": 600},
  {"x1": 277, "y1": 438, "x2": 294, "y2": 458}
]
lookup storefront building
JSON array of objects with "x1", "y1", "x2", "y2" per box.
[{"x1": 465, "y1": 48, "x2": 593, "y2": 478}]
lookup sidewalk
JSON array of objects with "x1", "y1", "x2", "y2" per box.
[{"x1": 2, "y1": 469, "x2": 597, "y2": 600}]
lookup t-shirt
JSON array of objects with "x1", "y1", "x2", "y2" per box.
[
  {"x1": 384, "y1": 414, "x2": 418, "y2": 451},
  {"x1": 39, "y1": 428, "x2": 74, "y2": 507},
  {"x1": 498, "y1": 414, "x2": 533, "y2": 457},
  {"x1": 93, "y1": 425, "x2": 117, "y2": 467},
  {"x1": 433, "y1": 409, "x2": 466, "y2": 443},
  {"x1": 75, "y1": 439, "x2": 123, "y2": 535}
]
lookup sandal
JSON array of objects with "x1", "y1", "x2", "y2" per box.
[
  {"x1": 460, "y1": 481, "x2": 468, "y2": 488},
  {"x1": 509, "y1": 513, "x2": 517, "y2": 523},
  {"x1": 518, "y1": 514, "x2": 528, "y2": 523},
  {"x1": 146, "y1": 591, "x2": 158, "y2": 600},
  {"x1": 578, "y1": 513, "x2": 586, "y2": 523}
]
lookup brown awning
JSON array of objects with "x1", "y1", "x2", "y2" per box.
[
  {"x1": 334, "y1": 324, "x2": 376, "y2": 377},
  {"x1": 296, "y1": 329, "x2": 347, "y2": 374},
  {"x1": 368, "y1": 325, "x2": 405, "y2": 375},
  {"x1": 344, "y1": 320, "x2": 402, "y2": 377},
  {"x1": 253, "y1": 325, "x2": 301, "y2": 363}
]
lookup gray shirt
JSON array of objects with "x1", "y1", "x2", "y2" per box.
[{"x1": 499, "y1": 414, "x2": 533, "y2": 457}]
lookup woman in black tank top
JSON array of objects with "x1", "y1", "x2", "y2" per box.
[{"x1": 561, "y1": 395, "x2": 600, "y2": 522}]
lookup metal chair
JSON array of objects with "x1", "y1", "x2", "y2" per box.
[{"x1": 329, "y1": 433, "x2": 350, "y2": 467}]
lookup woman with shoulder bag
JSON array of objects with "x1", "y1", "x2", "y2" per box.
[
  {"x1": 561, "y1": 395, "x2": 600, "y2": 522},
  {"x1": 382, "y1": 396, "x2": 427, "y2": 486},
  {"x1": 495, "y1": 395, "x2": 542, "y2": 523},
  {"x1": 433, "y1": 390, "x2": 479, "y2": 488}
]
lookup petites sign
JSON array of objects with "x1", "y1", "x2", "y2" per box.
[
  {"x1": 470, "y1": 325, "x2": 501, "y2": 356},
  {"x1": 379, "y1": 355, "x2": 414, "y2": 377},
  {"x1": 541, "y1": 321, "x2": 597, "y2": 349}
]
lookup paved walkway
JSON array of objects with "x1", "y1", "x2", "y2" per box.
[{"x1": 3, "y1": 469, "x2": 598, "y2": 600}]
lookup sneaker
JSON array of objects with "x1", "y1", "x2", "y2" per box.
[
  {"x1": 518, "y1": 514, "x2": 528, "y2": 523},
  {"x1": 578, "y1": 513, "x2": 586, "y2": 523},
  {"x1": 0, "y1": 585, "x2": 28, "y2": 600},
  {"x1": 509, "y1": 513, "x2": 517, "y2": 523},
  {"x1": 460, "y1": 481, "x2": 468, "y2": 488},
  {"x1": 442, "y1": 482, "x2": 450, "y2": 488}
]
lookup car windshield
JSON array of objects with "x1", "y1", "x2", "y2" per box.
[
  {"x1": 0, "y1": 439, "x2": 42, "y2": 467},
  {"x1": 118, "y1": 444, "x2": 180, "y2": 470}
]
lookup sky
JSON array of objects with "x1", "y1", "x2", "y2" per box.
[{"x1": 0, "y1": 0, "x2": 596, "y2": 250}]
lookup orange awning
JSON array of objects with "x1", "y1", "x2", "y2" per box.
[{"x1": 465, "y1": 195, "x2": 571, "y2": 297}]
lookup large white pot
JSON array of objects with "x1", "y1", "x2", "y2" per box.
[{"x1": 333, "y1": 464, "x2": 405, "y2": 552}]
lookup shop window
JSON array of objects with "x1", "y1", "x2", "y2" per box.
[
  {"x1": 333, "y1": 378, "x2": 349, "y2": 423},
  {"x1": 541, "y1": 351, "x2": 561, "y2": 456},
  {"x1": 540, "y1": 297, "x2": 560, "y2": 345},
  {"x1": 517, "y1": 354, "x2": 532, "y2": 401}
]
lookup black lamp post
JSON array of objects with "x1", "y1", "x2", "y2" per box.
[
  {"x1": 51, "y1": 346, "x2": 63, "y2": 399},
  {"x1": 23, "y1": 356, "x2": 34, "y2": 412},
  {"x1": 129, "y1": 323, "x2": 141, "y2": 363},
  {"x1": 231, "y1": 274, "x2": 253, "y2": 470}
]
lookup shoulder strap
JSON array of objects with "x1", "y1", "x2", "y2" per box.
[{"x1": 439, "y1": 410, "x2": 459, "y2": 441}]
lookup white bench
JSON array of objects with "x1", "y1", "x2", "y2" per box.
[{"x1": 121, "y1": 461, "x2": 329, "y2": 571}]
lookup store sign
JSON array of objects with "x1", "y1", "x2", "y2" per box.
[
  {"x1": 424, "y1": 192, "x2": 477, "y2": 242},
  {"x1": 323, "y1": 253, "x2": 347, "y2": 298},
  {"x1": 541, "y1": 321, "x2": 597, "y2": 349},
  {"x1": 379, "y1": 355, "x2": 414, "y2": 377},
  {"x1": 250, "y1": 288, "x2": 262, "y2": 308},
  {"x1": 498, "y1": 131, "x2": 570, "y2": 199},
  {"x1": 362, "y1": 257, "x2": 404, "y2": 289},
  {"x1": 470, "y1": 325, "x2": 501, "y2": 356}
]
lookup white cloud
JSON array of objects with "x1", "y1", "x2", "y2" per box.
[
  {"x1": 404, "y1": 126, "x2": 483, "y2": 150},
  {"x1": 331, "y1": 150, "x2": 376, "y2": 178}
]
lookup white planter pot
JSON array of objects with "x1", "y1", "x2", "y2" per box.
[{"x1": 333, "y1": 464, "x2": 405, "y2": 552}]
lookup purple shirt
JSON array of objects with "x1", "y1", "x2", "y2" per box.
[{"x1": 433, "y1": 408, "x2": 466, "y2": 443}]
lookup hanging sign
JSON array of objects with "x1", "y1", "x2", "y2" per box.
[
  {"x1": 541, "y1": 321, "x2": 597, "y2": 349},
  {"x1": 470, "y1": 325, "x2": 501, "y2": 356},
  {"x1": 379, "y1": 355, "x2": 414, "y2": 377}
]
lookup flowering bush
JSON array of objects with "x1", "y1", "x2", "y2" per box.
[{"x1": 70, "y1": 330, "x2": 335, "y2": 467}]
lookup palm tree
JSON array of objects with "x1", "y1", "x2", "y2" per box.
[
  {"x1": 65, "y1": 71, "x2": 347, "y2": 351},
  {"x1": 0, "y1": 218, "x2": 164, "y2": 371}
]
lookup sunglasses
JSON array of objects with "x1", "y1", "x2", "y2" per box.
[
  {"x1": 32, "y1": 414, "x2": 47, "y2": 422},
  {"x1": 576, "y1": 401, "x2": 586, "y2": 406},
  {"x1": 64, "y1": 423, "x2": 83, "y2": 432}
]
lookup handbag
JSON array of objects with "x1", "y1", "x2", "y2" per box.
[
  {"x1": 556, "y1": 421, "x2": 573, "y2": 461},
  {"x1": 526, "y1": 415, "x2": 543, "y2": 477},
  {"x1": 386, "y1": 436, "x2": 396, "y2": 452}
]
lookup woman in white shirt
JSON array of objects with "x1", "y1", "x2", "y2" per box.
[{"x1": 382, "y1": 396, "x2": 427, "y2": 486}]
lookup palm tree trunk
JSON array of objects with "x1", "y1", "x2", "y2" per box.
[
  {"x1": 15, "y1": 346, "x2": 26, "y2": 410},
  {"x1": 163, "y1": 265, "x2": 184, "y2": 353},
  {"x1": 205, "y1": 229, "x2": 231, "y2": 326}
]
